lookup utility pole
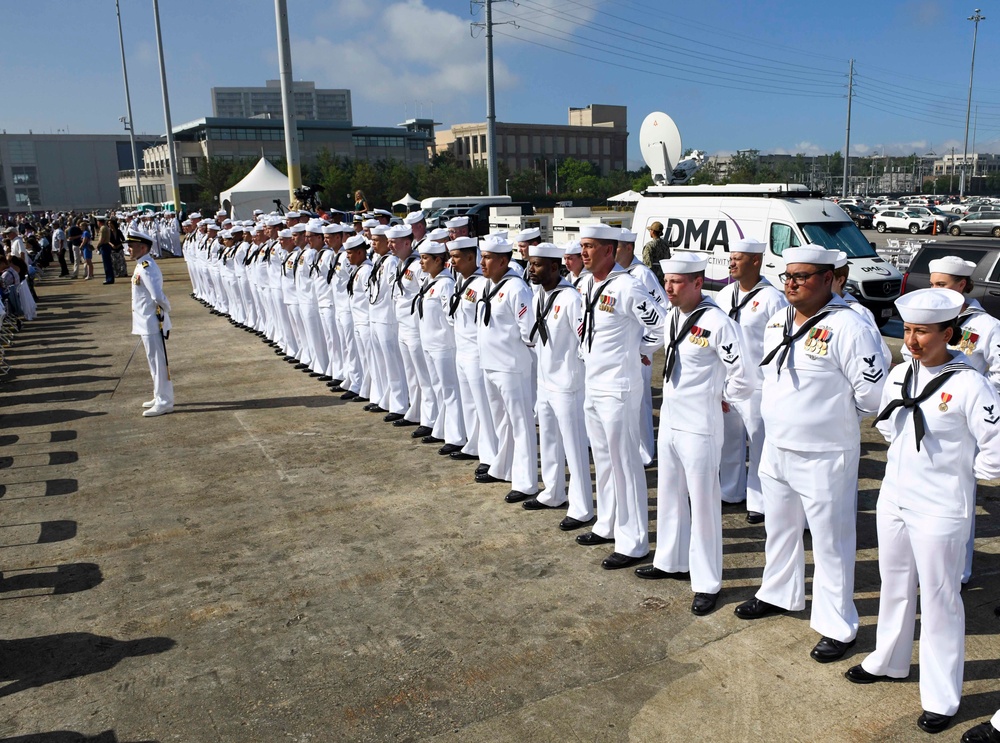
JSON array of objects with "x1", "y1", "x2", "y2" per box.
[
  {"x1": 116, "y1": 0, "x2": 141, "y2": 204},
  {"x1": 152, "y1": 0, "x2": 180, "y2": 213},
  {"x1": 472, "y1": 1, "x2": 514, "y2": 197},
  {"x1": 842, "y1": 59, "x2": 853, "y2": 198},
  {"x1": 274, "y1": 0, "x2": 302, "y2": 204},
  {"x1": 960, "y1": 8, "x2": 985, "y2": 199},
  {"x1": 950, "y1": 145, "x2": 956, "y2": 193}
]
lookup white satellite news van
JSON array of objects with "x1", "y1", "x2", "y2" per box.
[{"x1": 632, "y1": 112, "x2": 902, "y2": 325}]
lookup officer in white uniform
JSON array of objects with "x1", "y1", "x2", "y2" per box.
[
  {"x1": 574, "y1": 224, "x2": 665, "y2": 569},
  {"x1": 636, "y1": 253, "x2": 751, "y2": 616},
  {"x1": 127, "y1": 226, "x2": 174, "y2": 417},
  {"x1": 715, "y1": 238, "x2": 788, "y2": 522},
  {"x1": 477, "y1": 236, "x2": 538, "y2": 502},
  {"x1": 521, "y1": 242, "x2": 593, "y2": 530},
  {"x1": 734, "y1": 245, "x2": 888, "y2": 664},
  {"x1": 846, "y1": 288, "x2": 1000, "y2": 736},
  {"x1": 414, "y1": 239, "x2": 466, "y2": 453}
]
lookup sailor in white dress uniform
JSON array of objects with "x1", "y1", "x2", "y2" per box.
[{"x1": 127, "y1": 226, "x2": 174, "y2": 417}]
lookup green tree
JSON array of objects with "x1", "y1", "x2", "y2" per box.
[{"x1": 726, "y1": 150, "x2": 760, "y2": 183}]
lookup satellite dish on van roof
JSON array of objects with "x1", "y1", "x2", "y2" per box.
[{"x1": 639, "y1": 112, "x2": 682, "y2": 185}]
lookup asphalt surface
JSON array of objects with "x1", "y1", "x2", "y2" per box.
[{"x1": 1, "y1": 258, "x2": 1000, "y2": 743}]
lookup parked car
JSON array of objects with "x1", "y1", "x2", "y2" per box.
[
  {"x1": 905, "y1": 206, "x2": 959, "y2": 232},
  {"x1": 948, "y1": 211, "x2": 1000, "y2": 237},
  {"x1": 903, "y1": 240, "x2": 1000, "y2": 316},
  {"x1": 873, "y1": 209, "x2": 934, "y2": 234},
  {"x1": 838, "y1": 203, "x2": 874, "y2": 229},
  {"x1": 425, "y1": 206, "x2": 468, "y2": 229}
]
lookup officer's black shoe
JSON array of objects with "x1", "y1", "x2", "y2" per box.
[
  {"x1": 918, "y1": 711, "x2": 953, "y2": 735},
  {"x1": 961, "y1": 721, "x2": 1000, "y2": 743},
  {"x1": 746, "y1": 511, "x2": 765, "y2": 525},
  {"x1": 635, "y1": 565, "x2": 690, "y2": 581},
  {"x1": 294, "y1": 363, "x2": 309, "y2": 370},
  {"x1": 576, "y1": 531, "x2": 614, "y2": 546},
  {"x1": 384, "y1": 413, "x2": 404, "y2": 423},
  {"x1": 352, "y1": 396, "x2": 369, "y2": 403},
  {"x1": 339, "y1": 391, "x2": 357, "y2": 401},
  {"x1": 449, "y1": 451, "x2": 476, "y2": 460},
  {"x1": 734, "y1": 598, "x2": 787, "y2": 620},
  {"x1": 601, "y1": 552, "x2": 646, "y2": 570},
  {"x1": 558, "y1": 516, "x2": 594, "y2": 531},
  {"x1": 438, "y1": 443, "x2": 462, "y2": 455},
  {"x1": 421, "y1": 435, "x2": 444, "y2": 444},
  {"x1": 504, "y1": 490, "x2": 535, "y2": 503},
  {"x1": 393, "y1": 419, "x2": 419, "y2": 428},
  {"x1": 368, "y1": 406, "x2": 388, "y2": 414},
  {"x1": 521, "y1": 497, "x2": 567, "y2": 510},
  {"x1": 308, "y1": 371, "x2": 323, "y2": 378},
  {"x1": 810, "y1": 637, "x2": 855, "y2": 663},
  {"x1": 363, "y1": 403, "x2": 376, "y2": 411},
  {"x1": 691, "y1": 592, "x2": 719, "y2": 616},
  {"x1": 475, "y1": 463, "x2": 490, "y2": 475},
  {"x1": 318, "y1": 376, "x2": 332, "y2": 382},
  {"x1": 474, "y1": 473, "x2": 503, "y2": 484},
  {"x1": 411, "y1": 426, "x2": 433, "y2": 438},
  {"x1": 844, "y1": 665, "x2": 903, "y2": 684},
  {"x1": 283, "y1": 356, "x2": 296, "y2": 362}
]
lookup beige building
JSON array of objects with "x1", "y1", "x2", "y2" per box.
[
  {"x1": 211, "y1": 80, "x2": 351, "y2": 123},
  {"x1": 436, "y1": 104, "x2": 628, "y2": 176}
]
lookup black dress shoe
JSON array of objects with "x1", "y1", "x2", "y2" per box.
[
  {"x1": 475, "y1": 463, "x2": 490, "y2": 475},
  {"x1": 521, "y1": 497, "x2": 567, "y2": 510},
  {"x1": 810, "y1": 637, "x2": 855, "y2": 663},
  {"x1": 421, "y1": 435, "x2": 444, "y2": 444},
  {"x1": 558, "y1": 515, "x2": 594, "y2": 531},
  {"x1": 393, "y1": 419, "x2": 419, "y2": 428},
  {"x1": 576, "y1": 531, "x2": 614, "y2": 546},
  {"x1": 308, "y1": 371, "x2": 323, "y2": 377},
  {"x1": 602, "y1": 552, "x2": 646, "y2": 570},
  {"x1": 384, "y1": 413, "x2": 404, "y2": 423},
  {"x1": 918, "y1": 711, "x2": 953, "y2": 735},
  {"x1": 961, "y1": 721, "x2": 1000, "y2": 743},
  {"x1": 438, "y1": 443, "x2": 462, "y2": 455},
  {"x1": 635, "y1": 565, "x2": 690, "y2": 580},
  {"x1": 844, "y1": 665, "x2": 904, "y2": 684},
  {"x1": 352, "y1": 396, "x2": 369, "y2": 403},
  {"x1": 318, "y1": 376, "x2": 332, "y2": 382},
  {"x1": 449, "y1": 451, "x2": 477, "y2": 460},
  {"x1": 504, "y1": 490, "x2": 535, "y2": 503},
  {"x1": 294, "y1": 363, "x2": 309, "y2": 370},
  {"x1": 411, "y1": 426, "x2": 433, "y2": 438},
  {"x1": 368, "y1": 406, "x2": 388, "y2": 414},
  {"x1": 475, "y1": 473, "x2": 503, "y2": 484},
  {"x1": 327, "y1": 381, "x2": 341, "y2": 388},
  {"x1": 363, "y1": 403, "x2": 376, "y2": 411},
  {"x1": 734, "y1": 598, "x2": 787, "y2": 620},
  {"x1": 283, "y1": 356, "x2": 296, "y2": 362},
  {"x1": 340, "y1": 391, "x2": 358, "y2": 400},
  {"x1": 746, "y1": 511, "x2": 765, "y2": 525},
  {"x1": 691, "y1": 592, "x2": 719, "y2": 616}
]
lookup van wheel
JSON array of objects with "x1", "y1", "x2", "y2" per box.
[
  {"x1": 993, "y1": 227, "x2": 1000, "y2": 238},
  {"x1": 950, "y1": 226, "x2": 961, "y2": 236},
  {"x1": 876, "y1": 223, "x2": 887, "y2": 233},
  {"x1": 909, "y1": 224, "x2": 920, "y2": 234}
]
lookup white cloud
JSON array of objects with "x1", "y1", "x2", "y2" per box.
[{"x1": 769, "y1": 141, "x2": 826, "y2": 157}]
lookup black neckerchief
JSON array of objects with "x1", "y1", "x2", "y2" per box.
[
  {"x1": 394, "y1": 253, "x2": 419, "y2": 295},
  {"x1": 479, "y1": 276, "x2": 516, "y2": 326},
  {"x1": 368, "y1": 253, "x2": 390, "y2": 302},
  {"x1": 450, "y1": 272, "x2": 480, "y2": 318},
  {"x1": 760, "y1": 301, "x2": 847, "y2": 375},
  {"x1": 412, "y1": 274, "x2": 446, "y2": 318},
  {"x1": 326, "y1": 250, "x2": 344, "y2": 284},
  {"x1": 310, "y1": 248, "x2": 328, "y2": 277},
  {"x1": 346, "y1": 264, "x2": 363, "y2": 296},
  {"x1": 580, "y1": 273, "x2": 622, "y2": 351},
  {"x1": 872, "y1": 359, "x2": 972, "y2": 451},
  {"x1": 572, "y1": 273, "x2": 588, "y2": 290},
  {"x1": 281, "y1": 248, "x2": 300, "y2": 277},
  {"x1": 530, "y1": 286, "x2": 567, "y2": 345},
  {"x1": 662, "y1": 299, "x2": 714, "y2": 382},
  {"x1": 727, "y1": 281, "x2": 768, "y2": 322}
]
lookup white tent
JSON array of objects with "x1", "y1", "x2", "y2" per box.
[
  {"x1": 392, "y1": 193, "x2": 420, "y2": 210},
  {"x1": 607, "y1": 189, "x2": 643, "y2": 203},
  {"x1": 219, "y1": 158, "x2": 289, "y2": 218}
]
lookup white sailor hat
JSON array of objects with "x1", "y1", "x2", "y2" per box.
[
  {"x1": 660, "y1": 253, "x2": 709, "y2": 274},
  {"x1": 352, "y1": 214, "x2": 363, "y2": 222},
  {"x1": 285, "y1": 210, "x2": 301, "y2": 219},
  {"x1": 514, "y1": 227, "x2": 541, "y2": 243},
  {"x1": 562, "y1": 240, "x2": 582, "y2": 256},
  {"x1": 445, "y1": 216, "x2": 470, "y2": 229},
  {"x1": 230, "y1": 224, "x2": 245, "y2": 233},
  {"x1": 95, "y1": 213, "x2": 108, "y2": 220},
  {"x1": 528, "y1": 242, "x2": 564, "y2": 259},
  {"x1": 928, "y1": 255, "x2": 976, "y2": 277},
  {"x1": 371, "y1": 225, "x2": 390, "y2": 236},
  {"x1": 579, "y1": 224, "x2": 621, "y2": 241},
  {"x1": 834, "y1": 251, "x2": 849, "y2": 269},
  {"x1": 220, "y1": 229, "x2": 232, "y2": 239},
  {"x1": 730, "y1": 237, "x2": 766, "y2": 254},
  {"x1": 420, "y1": 240, "x2": 447, "y2": 255},
  {"x1": 206, "y1": 222, "x2": 220, "y2": 231},
  {"x1": 362, "y1": 219, "x2": 379, "y2": 229},
  {"x1": 189, "y1": 212, "x2": 202, "y2": 219},
  {"x1": 277, "y1": 228, "x2": 294, "y2": 239},
  {"x1": 895, "y1": 288, "x2": 964, "y2": 324},
  {"x1": 489, "y1": 230, "x2": 509, "y2": 240},
  {"x1": 480, "y1": 236, "x2": 513, "y2": 254},
  {"x1": 291, "y1": 223, "x2": 308, "y2": 233},
  {"x1": 181, "y1": 219, "x2": 192, "y2": 227},
  {"x1": 783, "y1": 245, "x2": 839, "y2": 266},
  {"x1": 125, "y1": 226, "x2": 154, "y2": 245},
  {"x1": 386, "y1": 224, "x2": 412, "y2": 239},
  {"x1": 265, "y1": 216, "x2": 284, "y2": 227},
  {"x1": 253, "y1": 209, "x2": 264, "y2": 216},
  {"x1": 428, "y1": 228, "x2": 452, "y2": 242},
  {"x1": 249, "y1": 226, "x2": 259, "y2": 235},
  {"x1": 618, "y1": 228, "x2": 638, "y2": 243},
  {"x1": 321, "y1": 224, "x2": 342, "y2": 235},
  {"x1": 305, "y1": 219, "x2": 326, "y2": 233},
  {"x1": 345, "y1": 235, "x2": 367, "y2": 250},
  {"x1": 404, "y1": 211, "x2": 425, "y2": 225}
]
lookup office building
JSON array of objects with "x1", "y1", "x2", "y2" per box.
[{"x1": 211, "y1": 80, "x2": 351, "y2": 123}]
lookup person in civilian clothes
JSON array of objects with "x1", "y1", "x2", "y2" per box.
[{"x1": 846, "y1": 288, "x2": 1000, "y2": 736}]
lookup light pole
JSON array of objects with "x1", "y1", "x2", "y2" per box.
[
  {"x1": 505, "y1": 178, "x2": 510, "y2": 196},
  {"x1": 960, "y1": 8, "x2": 985, "y2": 200},
  {"x1": 116, "y1": 0, "x2": 141, "y2": 205}
]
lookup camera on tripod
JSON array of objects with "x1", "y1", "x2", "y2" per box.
[{"x1": 293, "y1": 184, "x2": 324, "y2": 211}]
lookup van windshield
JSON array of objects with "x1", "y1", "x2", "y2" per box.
[{"x1": 799, "y1": 222, "x2": 877, "y2": 258}]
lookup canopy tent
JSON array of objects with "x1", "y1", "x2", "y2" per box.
[
  {"x1": 391, "y1": 193, "x2": 420, "y2": 211},
  {"x1": 607, "y1": 189, "x2": 642, "y2": 203},
  {"x1": 219, "y1": 158, "x2": 289, "y2": 218}
]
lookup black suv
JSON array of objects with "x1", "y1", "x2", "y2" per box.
[
  {"x1": 903, "y1": 239, "x2": 1000, "y2": 316},
  {"x1": 839, "y1": 203, "x2": 874, "y2": 229}
]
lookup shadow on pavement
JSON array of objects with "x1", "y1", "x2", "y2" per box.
[
  {"x1": 0, "y1": 563, "x2": 103, "y2": 599},
  {"x1": 0, "y1": 732, "x2": 159, "y2": 743},
  {"x1": 173, "y1": 395, "x2": 341, "y2": 412}
]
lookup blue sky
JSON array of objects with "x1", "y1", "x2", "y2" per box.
[{"x1": 4, "y1": 0, "x2": 999, "y2": 168}]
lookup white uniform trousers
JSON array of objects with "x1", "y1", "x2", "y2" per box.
[
  {"x1": 536, "y1": 388, "x2": 592, "y2": 522},
  {"x1": 287, "y1": 302, "x2": 310, "y2": 364},
  {"x1": 639, "y1": 362, "x2": 655, "y2": 466},
  {"x1": 353, "y1": 323, "x2": 374, "y2": 398},
  {"x1": 484, "y1": 369, "x2": 538, "y2": 495},
  {"x1": 584, "y1": 389, "x2": 649, "y2": 558},
  {"x1": 654, "y1": 426, "x2": 723, "y2": 594},
  {"x1": 756, "y1": 442, "x2": 861, "y2": 642},
  {"x1": 861, "y1": 497, "x2": 968, "y2": 716},
  {"x1": 425, "y1": 349, "x2": 467, "y2": 446},
  {"x1": 398, "y1": 333, "x2": 436, "y2": 426},
  {"x1": 259, "y1": 286, "x2": 276, "y2": 339},
  {"x1": 963, "y1": 486, "x2": 976, "y2": 584},
  {"x1": 337, "y1": 311, "x2": 362, "y2": 393},
  {"x1": 319, "y1": 306, "x2": 342, "y2": 380},
  {"x1": 209, "y1": 269, "x2": 226, "y2": 312},
  {"x1": 238, "y1": 276, "x2": 256, "y2": 328},
  {"x1": 300, "y1": 303, "x2": 329, "y2": 374},
  {"x1": 141, "y1": 333, "x2": 174, "y2": 408},
  {"x1": 273, "y1": 293, "x2": 297, "y2": 356},
  {"x1": 456, "y1": 353, "x2": 496, "y2": 463},
  {"x1": 720, "y1": 389, "x2": 766, "y2": 512},
  {"x1": 371, "y1": 322, "x2": 408, "y2": 415}
]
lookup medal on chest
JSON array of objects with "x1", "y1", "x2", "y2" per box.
[
  {"x1": 464, "y1": 288, "x2": 477, "y2": 303},
  {"x1": 750, "y1": 300, "x2": 759, "y2": 312},
  {"x1": 598, "y1": 293, "x2": 616, "y2": 313},
  {"x1": 805, "y1": 327, "x2": 832, "y2": 356},
  {"x1": 553, "y1": 305, "x2": 561, "y2": 319},
  {"x1": 939, "y1": 392, "x2": 952, "y2": 412},
  {"x1": 956, "y1": 328, "x2": 980, "y2": 353},
  {"x1": 688, "y1": 326, "x2": 711, "y2": 347}
]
